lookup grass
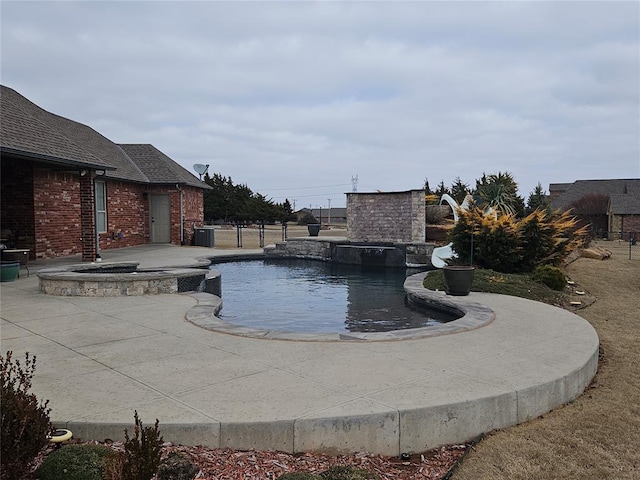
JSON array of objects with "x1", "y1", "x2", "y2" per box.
[
  {"x1": 422, "y1": 267, "x2": 565, "y2": 305},
  {"x1": 450, "y1": 240, "x2": 640, "y2": 480}
]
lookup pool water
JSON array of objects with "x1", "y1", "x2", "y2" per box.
[{"x1": 210, "y1": 259, "x2": 457, "y2": 334}]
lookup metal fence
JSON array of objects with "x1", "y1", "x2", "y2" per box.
[
  {"x1": 196, "y1": 224, "x2": 347, "y2": 249},
  {"x1": 593, "y1": 230, "x2": 638, "y2": 243}
]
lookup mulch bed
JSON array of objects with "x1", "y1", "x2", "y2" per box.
[{"x1": 29, "y1": 439, "x2": 470, "y2": 479}]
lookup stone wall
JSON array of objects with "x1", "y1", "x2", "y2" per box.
[
  {"x1": 346, "y1": 190, "x2": 425, "y2": 243},
  {"x1": 609, "y1": 214, "x2": 640, "y2": 239}
]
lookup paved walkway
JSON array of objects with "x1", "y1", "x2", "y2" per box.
[{"x1": 0, "y1": 244, "x2": 599, "y2": 455}]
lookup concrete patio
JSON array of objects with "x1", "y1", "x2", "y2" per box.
[{"x1": 0, "y1": 244, "x2": 599, "y2": 455}]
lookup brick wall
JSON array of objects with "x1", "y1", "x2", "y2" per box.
[
  {"x1": 182, "y1": 186, "x2": 205, "y2": 244},
  {"x1": 99, "y1": 183, "x2": 204, "y2": 249},
  {"x1": 33, "y1": 169, "x2": 83, "y2": 259},
  {"x1": 610, "y1": 214, "x2": 640, "y2": 239},
  {"x1": 346, "y1": 190, "x2": 425, "y2": 243},
  {"x1": 2, "y1": 158, "x2": 205, "y2": 258},
  {"x1": 99, "y1": 180, "x2": 148, "y2": 250}
]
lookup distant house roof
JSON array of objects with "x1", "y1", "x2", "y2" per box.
[
  {"x1": 551, "y1": 179, "x2": 640, "y2": 210},
  {"x1": 0, "y1": 85, "x2": 209, "y2": 189},
  {"x1": 608, "y1": 193, "x2": 640, "y2": 215}
]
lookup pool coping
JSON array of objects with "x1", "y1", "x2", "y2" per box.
[{"x1": 186, "y1": 269, "x2": 496, "y2": 342}]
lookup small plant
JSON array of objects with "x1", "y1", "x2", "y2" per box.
[
  {"x1": 320, "y1": 465, "x2": 379, "y2": 480},
  {"x1": 532, "y1": 265, "x2": 566, "y2": 291},
  {"x1": 277, "y1": 473, "x2": 320, "y2": 480},
  {"x1": 157, "y1": 451, "x2": 199, "y2": 480},
  {"x1": 120, "y1": 411, "x2": 164, "y2": 480},
  {"x1": 297, "y1": 210, "x2": 318, "y2": 225},
  {"x1": 37, "y1": 444, "x2": 114, "y2": 480},
  {"x1": 1, "y1": 351, "x2": 52, "y2": 480}
]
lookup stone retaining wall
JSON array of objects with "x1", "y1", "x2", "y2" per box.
[{"x1": 37, "y1": 262, "x2": 214, "y2": 296}]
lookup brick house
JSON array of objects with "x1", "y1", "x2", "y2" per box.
[
  {"x1": 1, "y1": 85, "x2": 211, "y2": 261},
  {"x1": 550, "y1": 178, "x2": 640, "y2": 239}
]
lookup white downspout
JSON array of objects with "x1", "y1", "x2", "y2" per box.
[{"x1": 176, "y1": 184, "x2": 184, "y2": 245}]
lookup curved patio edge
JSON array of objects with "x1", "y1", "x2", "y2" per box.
[
  {"x1": 60, "y1": 334, "x2": 598, "y2": 456},
  {"x1": 12, "y1": 247, "x2": 598, "y2": 457},
  {"x1": 57, "y1": 293, "x2": 598, "y2": 457}
]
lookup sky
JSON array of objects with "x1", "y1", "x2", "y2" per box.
[{"x1": 2, "y1": 1, "x2": 639, "y2": 209}]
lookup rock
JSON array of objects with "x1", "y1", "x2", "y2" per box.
[{"x1": 582, "y1": 247, "x2": 612, "y2": 260}]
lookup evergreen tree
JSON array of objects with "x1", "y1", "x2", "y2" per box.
[
  {"x1": 434, "y1": 180, "x2": 449, "y2": 198},
  {"x1": 473, "y1": 171, "x2": 524, "y2": 216},
  {"x1": 423, "y1": 178, "x2": 433, "y2": 195},
  {"x1": 450, "y1": 177, "x2": 470, "y2": 205},
  {"x1": 526, "y1": 182, "x2": 551, "y2": 214}
]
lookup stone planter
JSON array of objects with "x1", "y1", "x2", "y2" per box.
[
  {"x1": 443, "y1": 265, "x2": 475, "y2": 296},
  {"x1": 307, "y1": 224, "x2": 321, "y2": 237},
  {"x1": 1, "y1": 261, "x2": 20, "y2": 282}
]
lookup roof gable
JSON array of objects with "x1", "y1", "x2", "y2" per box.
[
  {"x1": 608, "y1": 193, "x2": 640, "y2": 215},
  {"x1": 118, "y1": 144, "x2": 211, "y2": 189}
]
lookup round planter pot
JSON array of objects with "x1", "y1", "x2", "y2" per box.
[
  {"x1": 307, "y1": 224, "x2": 321, "y2": 237},
  {"x1": 0, "y1": 261, "x2": 20, "y2": 282},
  {"x1": 443, "y1": 265, "x2": 475, "y2": 296}
]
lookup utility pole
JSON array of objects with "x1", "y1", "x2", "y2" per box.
[{"x1": 328, "y1": 198, "x2": 331, "y2": 223}]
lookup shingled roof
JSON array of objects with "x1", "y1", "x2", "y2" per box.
[
  {"x1": 551, "y1": 179, "x2": 640, "y2": 210},
  {"x1": 1, "y1": 85, "x2": 114, "y2": 170},
  {"x1": 1, "y1": 85, "x2": 209, "y2": 189},
  {"x1": 609, "y1": 193, "x2": 640, "y2": 215},
  {"x1": 119, "y1": 144, "x2": 210, "y2": 188}
]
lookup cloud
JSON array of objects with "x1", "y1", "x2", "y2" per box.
[{"x1": 2, "y1": 1, "x2": 638, "y2": 206}]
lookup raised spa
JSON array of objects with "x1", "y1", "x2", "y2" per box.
[{"x1": 37, "y1": 262, "x2": 215, "y2": 296}]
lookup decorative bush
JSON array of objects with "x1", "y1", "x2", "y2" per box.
[
  {"x1": 108, "y1": 411, "x2": 164, "y2": 480},
  {"x1": 157, "y1": 452, "x2": 199, "y2": 480},
  {"x1": 297, "y1": 211, "x2": 319, "y2": 225},
  {"x1": 37, "y1": 444, "x2": 114, "y2": 480},
  {"x1": 449, "y1": 207, "x2": 587, "y2": 273},
  {"x1": 532, "y1": 265, "x2": 566, "y2": 291},
  {"x1": 1, "y1": 351, "x2": 52, "y2": 480}
]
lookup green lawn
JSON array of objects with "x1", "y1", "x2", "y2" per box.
[{"x1": 422, "y1": 268, "x2": 565, "y2": 305}]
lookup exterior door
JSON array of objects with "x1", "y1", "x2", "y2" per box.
[{"x1": 150, "y1": 195, "x2": 171, "y2": 243}]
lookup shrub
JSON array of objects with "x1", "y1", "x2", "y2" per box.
[
  {"x1": 449, "y1": 207, "x2": 587, "y2": 273},
  {"x1": 320, "y1": 465, "x2": 379, "y2": 480},
  {"x1": 1, "y1": 351, "x2": 52, "y2": 480},
  {"x1": 37, "y1": 444, "x2": 114, "y2": 480},
  {"x1": 157, "y1": 452, "x2": 199, "y2": 480},
  {"x1": 532, "y1": 265, "x2": 566, "y2": 291},
  {"x1": 118, "y1": 411, "x2": 164, "y2": 480},
  {"x1": 297, "y1": 211, "x2": 318, "y2": 225}
]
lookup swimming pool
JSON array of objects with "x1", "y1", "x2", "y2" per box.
[{"x1": 210, "y1": 259, "x2": 458, "y2": 334}]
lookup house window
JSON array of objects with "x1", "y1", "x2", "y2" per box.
[{"x1": 96, "y1": 180, "x2": 107, "y2": 232}]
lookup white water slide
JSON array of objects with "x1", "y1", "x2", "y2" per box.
[{"x1": 430, "y1": 194, "x2": 472, "y2": 269}]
